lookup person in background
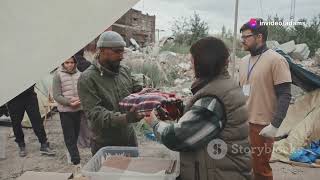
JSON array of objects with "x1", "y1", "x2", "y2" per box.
[
  {"x1": 7, "y1": 85, "x2": 55, "y2": 157},
  {"x1": 52, "y1": 57, "x2": 82, "y2": 166},
  {"x1": 239, "y1": 18, "x2": 292, "y2": 180}
]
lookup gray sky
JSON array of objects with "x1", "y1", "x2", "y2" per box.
[{"x1": 133, "y1": 0, "x2": 319, "y2": 39}]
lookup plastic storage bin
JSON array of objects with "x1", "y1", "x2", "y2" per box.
[{"x1": 82, "y1": 146, "x2": 179, "y2": 180}]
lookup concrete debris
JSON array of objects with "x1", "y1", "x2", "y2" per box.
[
  {"x1": 267, "y1": 40, "x2": 311, "y2": 61},
  {"x1": 123, "y1": 39, "x2": 319, "y2": 100},
  {"x1": 133, "y1": 73, "x2": 153, "y2": 87},
  {"x1": 279, "y1": 40, "x2": 296, "y2": 54},
  {"x1": 291, "y1": 43, "x2": 310, "y2": 61},
  {"x1": 124, "y1": 47, "x2": 133, "y2": 53},
  {"x1": 267, "y1": 41, "x2": 280, "y2": 49},
  {"x1": 293, "y1": 59, "x2": 320, "y2": 75},
  {"x1": 174, "y1": 78, "x2": 187, "y2": 86},
  {"x1": 141, "y1": 45, "x2": 155, "y2": 55},
  {"x1": 314, "y1": 49, "x2": 320, "y2": 66},
  {"x1": 182, "y1": 88, "x2": 192, "y2": 95},
  {"x1": 178, "y1": 62, "x2": 191, "y2": 71},
  {"x1": 159, "y1": 36, "x2": 174, "y2": 47},
  {"x1": 161, "y1": 82, "x2": 193, "y2": 97},
  {"x1": 129, "y1": 38, "x2": 140, "y2": 50},
  {"x1": 158, "y1": 51, "x2": 177, "y2": 63},
  {"x1": 266, "y1": 40, "x2": 318, "y2": 74}
]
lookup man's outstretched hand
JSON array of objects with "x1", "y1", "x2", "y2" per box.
[{"x1": 126, "y1": 106, "x2": 145, "y2": 123}]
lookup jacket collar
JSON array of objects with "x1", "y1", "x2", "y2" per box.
[{"x1": 191, "y1": 68, "x2": 230, "y2": 95}]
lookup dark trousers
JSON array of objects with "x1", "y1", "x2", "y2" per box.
[
  {"x1": 77, "y1": 112, "x2": 91, "y2": 148},
  {"x1": 59, "y1": 111, "x2": 81, "y2": 165},
  {"x1": 7, "y1": 92, "x2": 47, "y2": 146}
]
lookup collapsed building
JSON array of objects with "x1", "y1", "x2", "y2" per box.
[
  {"x1": 112, "y1": 8, "x2": 156, "y2": 47},
  {"x1": 85, "y1": 8, "x2": 155, "y2": 52}
]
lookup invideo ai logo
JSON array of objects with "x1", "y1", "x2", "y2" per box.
[{"x1": 249, "y1": 18, "x2": 258, "y2": 28}]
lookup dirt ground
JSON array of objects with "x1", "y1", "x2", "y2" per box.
[
  {"x1": 1, "y1": 113, "x2": 320, "y2": 180},
  {"x1": 272, "y1": 162, "x2": 320, "y2": 180},
  {"x1": 0, "y1": 113, "x2": 92, "y2": 180}
]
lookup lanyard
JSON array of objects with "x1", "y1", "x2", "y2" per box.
[{"x1": 247, "y1": 52, "x2": 265, "y2": 81}]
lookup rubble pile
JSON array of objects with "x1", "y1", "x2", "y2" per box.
[
  {"x1": 273, "y1": 40, "x2": 311, "y2": 60},
  {"x1": 267, "y1": 40, "x2": 320, "y2": 75},
  {"x1": 292, "y1": 59, "x2": 320, "y2": 75},
  {"x1": 278, "y1": 40, "x2": 296, "y2": 54},
  {"x1": 123, "y1": 39, "x2": 320, "y2": 97},
  {"x1": 315, "y1": 49, "x2": 320, "y2": 66},
  {"x1": 291, "y1": 43, "x2": 310, "y2": 60},
  {"x1": 123, "y1": 47, "x2": 193, "y2": 97}
]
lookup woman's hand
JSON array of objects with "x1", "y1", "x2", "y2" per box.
[
  {"x1": 70, "y1": 97, "x2": 80, "y2": 103},
  {"x1": 145, "y1": 109, "x2": 159, "y2": 126},
  {"x1": 70, "y1": 100, "x2": 81, "y2": 108}
]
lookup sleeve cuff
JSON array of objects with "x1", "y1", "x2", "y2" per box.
[
  {"x1": 271, "y1": 119, "x2": 282, "y2": 128},
  {"x1": 111, "y1": 113, "x2": 127, "y2": 127}
]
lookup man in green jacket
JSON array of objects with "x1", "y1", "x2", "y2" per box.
[{"x1": 78, "y1": 31, "x2": 144, "y2": 155}]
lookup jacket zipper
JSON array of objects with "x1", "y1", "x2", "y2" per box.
[
  {"x1": 114, "y1": 77, "x2": 121, "y2": 100},
  {"x1": 71, "y1": 73, "x2": 77, "y2": 97}
]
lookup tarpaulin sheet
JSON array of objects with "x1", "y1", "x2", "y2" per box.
[{"x1": 271, "y1": 90, "x2": 320, "y2": 162}]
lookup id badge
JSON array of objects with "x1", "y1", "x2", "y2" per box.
[{"x1": 243, "y1": 84, "x2": 251, "y2": 96}]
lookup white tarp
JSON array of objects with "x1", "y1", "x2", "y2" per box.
[
  {"x1": 21, "y1": 73, "x2": 54, "y2": 127},
  {"x1": 271, "y1": 90, "x2": 320, "y2": 163},
  {"x1": 0, "y1": 0, "x2": 140, "y2": 106}
]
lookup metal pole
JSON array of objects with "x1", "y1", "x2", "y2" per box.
[
  {"x1": 232, "y1": 0, "x2": 239, "y2": 79},
  {"x1": 155, "y1": 29, "x2": 164, "y2": 42},
  {"x1": 156, "y1": 29, "x2": 160, "y2": 42}
]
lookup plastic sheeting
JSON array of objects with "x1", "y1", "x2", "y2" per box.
[
  {"x1": 274, "y1": 48, "x2": 320, "y2": 91},
  {"x1": 21, "y1": 73, "x2": 54, "y2": 127},
  {"x1": 271, "y1": 90, "x2": 320, "y2": 162}
]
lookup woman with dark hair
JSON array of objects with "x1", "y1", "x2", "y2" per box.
[
  {"x1": 146, "y1": 37, "x2": 252, "y2": 180},
  {"x1": 52, "y1": 57, "x2": 82, "y2": 167}
]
